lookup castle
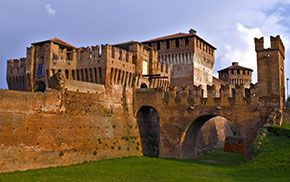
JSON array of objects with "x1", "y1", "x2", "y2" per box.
[
  {"x1": 6, "y1": 29, "x2": 222, "y2": 94},
  {"x1": 0, "y1": 30, "x2": 286, "y2": 173}
]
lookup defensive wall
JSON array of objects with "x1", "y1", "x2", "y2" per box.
[{"x1": 0, "y1": 81, "x2": 142, "y2": 173}]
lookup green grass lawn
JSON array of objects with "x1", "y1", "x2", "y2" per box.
[{"x1": 1, "y1": 130, "x2": 290, "y2": 181}]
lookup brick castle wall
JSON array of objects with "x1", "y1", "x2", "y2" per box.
[{"x1": 0, "y1": 88, "x2": 142, "y2": 173}]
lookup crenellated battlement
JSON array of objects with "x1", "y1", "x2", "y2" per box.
[
  {"x1": 111, "y1": 46, "x2": 134, "y2": 63},
  {"x1": 77, "y1": 46, "x2": 99, "y2": 61},
  {"x1": 255, "y1": 35, "x2": 285, "y2": 57},
  {"x1": 254, "y1": 37, "x2": 264, "y2": 51},
  {"x1": 7, "y1": 58, "x2": 27, "y2": 70},
  {"x1": 144, "y1": 36, "x2": 195, "y2": 50},
  {"x1": 138, "y1": 83, "x2": 258, "y2": 107},
  {"x1": 270, "y1": 35, "x2": 285, "y2": 57},
  {"x1": 76, "y1": 44, "x2": 135, "y2": 66}
]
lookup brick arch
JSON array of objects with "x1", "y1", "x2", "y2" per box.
[
  {"x1": 180, "y1": 114, "x2": 241, "y2": 159},
  {"x1": 134, "y1": 104, "x2": 161, "y2": 117},
  {"x1": 136, "y1": 105, "x2": 160, "y2": 157}
]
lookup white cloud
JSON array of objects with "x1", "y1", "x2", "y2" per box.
[
  {"x1": 220, "y1": 23, "x2": 263, "y2": 82},
  {"x1": 213, "y1": 2, "x2": 290, "y2": 83},
  {"x1": 45, "y1": 4, "x2": 56, "y2": 16}
]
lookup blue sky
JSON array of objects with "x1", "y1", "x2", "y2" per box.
[{"x1": 0, "y1": 0, "x2": 290, "y2": 95}]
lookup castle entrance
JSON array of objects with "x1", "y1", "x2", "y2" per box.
[
  {"x1": 137, "y1": 106, "x2": 160, "y2": 157},
  {"x1": 35, "y1": 81, "x2": 46, "y2": 92},
  {"x1": 180, "y1": 115, "x2": 240, "y2": 159},
  {"x1": 140, "y1": 83, "x2": 148, "y2": 88}
]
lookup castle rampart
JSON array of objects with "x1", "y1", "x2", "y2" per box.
[{"x1": 0, "y1": 85, "x2": 141, "y2": 173}]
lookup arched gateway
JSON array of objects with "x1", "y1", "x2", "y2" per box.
[
  {"x1": 137, "y1": 106, "x2": 160, "y2": 157},
  {"x1": 134, "y1": 35, "x2": 285, "y2": 160}
]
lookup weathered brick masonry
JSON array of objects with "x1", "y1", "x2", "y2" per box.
[{"x1": 0, "y1": 85, "x2": 142, "y2": 173}]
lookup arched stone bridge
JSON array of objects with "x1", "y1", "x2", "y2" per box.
[{"x1": 133, "y1": 85, "x2": 283, "y2": 160}]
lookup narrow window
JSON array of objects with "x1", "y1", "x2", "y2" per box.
[
  {"x1": 128, "y1": 73, "x2": 132, "y2": 87},
  {"x1": 118, "y1": 70, "x2": 121, "y2": 84},
  {"x1": 185, "y1": 37, "x2": 189, "y2": 46},
  {"x1": 90, "y1": 68, "x2": 93, "y2": 82},
  {"x1": 121, "y1": 71, "x2": 125, "y2": 84},
  {"x1": 94, "y1": 68, "x2": 98, "y2": 83},
  {"x1": 142, "y1": 61, "x2": 148, "y2": 75},
  {"x1": 110, "y1": 68, "x2": 114, "y2": 84},
  {"x1": 72, "y1": 70, "x2": 75, "y2": 80},
  {"x1": 65, "y1": 69, "x2": 69, "y2": 79},
  {"x1": 125, "y1": 72, "x2": 128, "y2": 86},
  {"x1": 114, "y1": 69, "x2": 118, "y2": 84},
  {"x1": 77, "y1": 69, "x2": 80, "y2": 80},
  {"x1": 176, "y1": 39, "x2": 179, "y2": 48},
  {"x1": 99, "y1": 67, "x2": 102, "y2": 83},
  {"x1": 85, "y1": 69, "x2": 88, "y2": 81},
  {"x1": 81, "y1": 69, "x2": 84, "y2": 81}
]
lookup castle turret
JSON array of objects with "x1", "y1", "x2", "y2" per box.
[{"x1": 218, "y1": 62, "x2": 253, "y2": 89}]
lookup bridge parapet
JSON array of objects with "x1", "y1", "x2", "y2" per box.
[
  {"x1": 135, "y1": 83, "x2": 261, "y2": 111},
  {"x1": 167, "y1": 84, "x2": 257, "y2": 107}
]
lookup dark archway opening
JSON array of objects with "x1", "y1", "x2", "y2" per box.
[
  {"x1": 137, "y1": 106, "x2": 160, "y2": 157},
  {"x1": 181, "y1": 115, "x2": 240, "y2": 159},
  {"x1": 35, "y1": 81, "x2": 46, "y2": 92},
  {"x1": 140, "y1": 83, "x2": 148, "y2": 88}
]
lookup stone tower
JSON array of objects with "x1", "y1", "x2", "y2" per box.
[{"x1": 255, "y1": 35, "x2": 285, "y2": 108}]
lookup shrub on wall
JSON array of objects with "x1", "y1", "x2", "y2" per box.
[{"x1": 252, "y1": 124, "x2": 268, "y2": 155}]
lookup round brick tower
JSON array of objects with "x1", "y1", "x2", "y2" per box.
[{"x1": 218, "y1": 62, "x2": 253, "y2": 88}]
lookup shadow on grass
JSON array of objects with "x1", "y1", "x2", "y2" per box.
[{"x1": 146, "y1": 151, "x2": 245, "y2": 167}]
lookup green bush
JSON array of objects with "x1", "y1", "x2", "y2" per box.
[{"x1": 268, "y1": 124, "x2": 290, "y2": 137}]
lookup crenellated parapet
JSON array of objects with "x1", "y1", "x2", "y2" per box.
[
  {"x1": 270, "y1": 35, "x2": 285, "y2": 58},
  {"x1": 137, "y1": 83, "x2": 261, "y2": 108},
  {"x1": 77, "y1": 46, "x2": 101, "y2": 61},
  {"x1": 111, "y1": 46, "x2": 134, "y2": 63},
  {"x1": 7, "y1": 58, "x2": 27, "y2": 70},
  {"x1": 255, "y1": 35, "x2": 285, "y2": 58}
]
